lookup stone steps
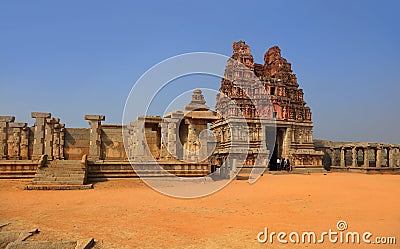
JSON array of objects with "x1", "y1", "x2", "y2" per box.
[
  {"x1": 26, "y1": 159, "x2": 89, "y2": 190},
  {"x1": 39, "y1": 171, "x2": 85, "y2": 175},
  {"x1": 32, "y1": 179, "x2": 85, "y2": 185},
  {"x1": 25, "y1": 184, "x2": 93, "y2": 190},
  {"x1": 35, "y1": 172, "x2": 85, "y2": 177}
]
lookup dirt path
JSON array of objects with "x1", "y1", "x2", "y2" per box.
[{"x1": 0, "y1": 173, "x2": 399, "y2": 248}]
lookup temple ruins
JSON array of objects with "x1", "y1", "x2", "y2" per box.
[{"x1": 0, "y1": 41, "x2": 399, "y2": 189}]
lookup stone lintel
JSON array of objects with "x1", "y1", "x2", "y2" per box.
[
  {"x1": 84, "y1": 114, "x2": 105, "y2": 121},
  {"x1": 171, "y1": 111, "x2": 184, "y2": 119},
  {"x1": 0, "y1": 116, "x2": 15, "y2": 122},
  {"x1": 46, "y1": 117, "x2": 60, "y2": 124},
  {"x1": 139, "y1": 116, "x2": 162, "y2": 123},
  {"x1": 8, "y1": 122, "x2": 27, "y2": 128},
  {"x1": 31, "y1": 112, "x2": 51, "y2": 118}
]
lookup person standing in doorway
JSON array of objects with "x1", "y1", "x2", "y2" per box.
[
  {"x1": 276, "y1": 158, "x2": 281, "y2": 171},
  {"x1": 283, "y1": 158, "x2": 287, "y2": 171},
  {"x1": 281, "y1": 158, "x2": 286, "y2": 171},
  {"x1": 287, "y1": 159, "x2": 291, "y2": 172}
]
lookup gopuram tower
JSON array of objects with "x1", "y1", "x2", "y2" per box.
[{"x1": 211, "y1": 41, "x2": 323, "y2": 172}]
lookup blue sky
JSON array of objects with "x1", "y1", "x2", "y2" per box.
[{"x1": 0, "y1": 0, "x2": 399, "y2": 143}]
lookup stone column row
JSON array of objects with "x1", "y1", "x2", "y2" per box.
[
  {"x1": 336, "y1": 145, "x2": 400, "y2": 168},
  {"x1": 32, "y1": 112, "x2": 65, "y2": 160},
  {"x1": 0, "y1": 116, "x2": 15, "y2": 159},
  {"x1": 0, "y1": 116, "x2": 30, "y2": 160}
]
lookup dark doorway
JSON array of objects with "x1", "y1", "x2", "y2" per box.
[{"x1": 269, "y1": 128, "x2": 286, "y2": 171}]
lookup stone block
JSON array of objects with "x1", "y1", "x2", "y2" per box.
[
  {"x1": 84, "y1": 115, "x2": 105, "y2": 121},
  {"x1": 31, "y1": 112, "x2": 51, "y2": 118},
  {"x1": 8, "y1": 122, "x2": 26, "y2": 128},
  {"x1": 0, "y1": 116, "x2": 15, "y2": 122}
]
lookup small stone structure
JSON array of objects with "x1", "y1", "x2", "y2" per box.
[
  {"x1": 125, "y1": 89, "x2": 219, "y2": 176},
  {"x1": 315, "y1": 140, "x2": 400, "y2": 173}
]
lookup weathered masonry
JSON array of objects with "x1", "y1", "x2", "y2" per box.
[
  {"x1": 1, "y1": 41, "x2": 399, "y2": 185},
  {"x1": 0, "y1": 90, "x2": 219, "y2": 182},
  {"x1": 315, "y1": 140, "x2": 400, "y2": 173},
  {"x1": 212, "y1": 41, "x2": 323, "y2": 172}
]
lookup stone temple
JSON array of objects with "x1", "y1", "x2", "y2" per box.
[
  {"x1": 0, "y1": 41, "x2": 399, "y2": 189},
  {"x1": 211, "y1": 41, "x2": 323, "y2": 172}
]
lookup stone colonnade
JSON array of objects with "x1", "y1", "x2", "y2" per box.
[
  {"x1": 0, "y1": 113, "x2": 107, "y2": 161},
  {"x1": 330, "y1": 144, "x2": 400, "y2": 168},
  {"x1": 0, "y1": 116, "x2": 29, "y2": 160},
  {"x1": 31, "y1": 112, "x2": 65, "y2": 160}
]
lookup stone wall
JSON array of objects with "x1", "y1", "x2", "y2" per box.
[
  {"x1": 0, "y1": 110, "x2": 215, "y2": 179},
  {"x1": 101, "y1": 124, "x2": 127, "y2": 160},
  {"x1": 64, "y1": 128, "x2": 90, "y2": 160}
]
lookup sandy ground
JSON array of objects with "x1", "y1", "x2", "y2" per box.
[{"x1": 0, "y1": 173, "x2": 399, "y2": 248}]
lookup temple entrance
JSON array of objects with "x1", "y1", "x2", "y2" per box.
[{"x1": 269, "y1": 127, "x2": 287, "y2": 170}]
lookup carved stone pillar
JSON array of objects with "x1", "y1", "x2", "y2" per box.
[
  {"x1": 125, "y1": 122, "x2": 134, "y2": 159},
  {"x1": 376, "y1": 147, "x2": 382, "y2": 168},
  {"x1": 52, "y1": 123, "x2": 64, "y2": 160},
  {"x1": 85, "y1": 115, "x2": 105, "y2": 161},
  {"x1": 133, "y1": 118, "x2": 147, "y2": 160},
  {"x1": 184, "y1": 119, "x2": 204, "y2": 160},
  {"x1": 388, "y1": 147, "x2": 394, "y2": 168},
  {"x1": 160, "y1": 121, "x2": 168, "y2": 159},
  {"x1": 167, "y1": 121, "x2": 177, "y2": 158},
  {"x1": 282, "y1": 127, "x2": 292, "y2": 158},
  {"x1": 128, "y1": 120, "x2": 142, "y2": 160},
  {"x1": 327, "y1": 148, "x2": 334, "y2": 166},
  {"x1": 32, "y1": 112, "x2": 51, "y2": 160},
  {"x1": 20, "y1": 126, "x2": 29, "y2": 160},
  {"x1": 44, "y1": 117, "x2": 59, "y2": 160},
  {"x1": 261, "y1": 125, "x2": 268, "y2": 152},
  {"x1": 340, "y1": 147, "x2": 345, "y2": 167},
  {"x1": 351, "y1": 147, "x2": 357, "y2": 167},
  {"x1": 0, "y1": 122, "x2": 7, "y2": 159},
  {"x1": 59, "y1": 124, "x2": 65, "y2": 159},
  {"x1": 7, "y1": 122, "x2": 27, "y2": 160},
  {"x1": 363, "y1": 147, "x2": 369, "y2": 167},
  {"x1": 199, "y1": 126, "x2": 208, "y2": 161},
  {"x1": 8, "y1": 124, "x2": 20, "y2": 159},
  {"x1": 0, "y1": 116, "x2": 15, "y2": 159},
  {"x1": 166, "y1": 111, "x2": 183, "y2": 160},
  {"x1": 53, "y1": 124, "x2": 60, "y2": 159}
]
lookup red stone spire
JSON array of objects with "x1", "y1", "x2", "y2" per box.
[
  {"x1": 216, "y1": 41, "x2": 312, "y2": 122},
  {"x1": 231, "y1": 40, "x2": 255, "y2": 71},
  {"x1": 263, "y1": 45, "x2": 298, "y2": 86}
]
